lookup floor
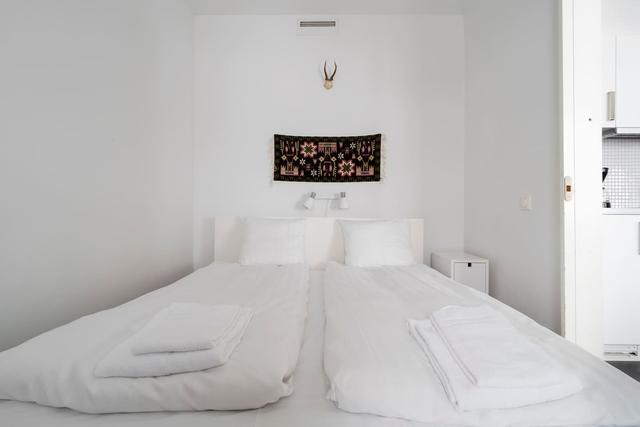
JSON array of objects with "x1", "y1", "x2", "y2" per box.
[{"x1": 609, "y1": 361, "x2": 640, "y2": 382}]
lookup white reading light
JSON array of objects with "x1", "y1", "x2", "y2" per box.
[
  {"x1": 303, "y1": 192, "x2": 317, "y2": 210},
  {"x1": 302, "y1": 191, "x2": 349, "y2": 211},
  {"x1": 339, "y1": 192, "x2": 349, "y2": 209}
]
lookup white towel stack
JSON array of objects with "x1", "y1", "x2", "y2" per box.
[
  {"x1": 95, "y1": 303, "x2": 253, "y2": 378},
  {"x1": 408, "y1": 305, "x2": 582, "y2": 411}
]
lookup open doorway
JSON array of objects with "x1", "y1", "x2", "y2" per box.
[
  {"x1": 563, "y1": 0, "x2": 640, "y2": 369},
  {"x1": 600, "y1": 1, "x2": 640, "y2": 368}
]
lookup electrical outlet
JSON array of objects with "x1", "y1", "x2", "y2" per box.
[{"x1": 519, "y1": 195, "x2": 533, "y2": 211}]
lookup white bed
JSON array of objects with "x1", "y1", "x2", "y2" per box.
[
  {"x1": 324, "y1": 262, "x2": 640, "y2": 427},
  {"x1": 0, "y1": 263, "x2": 308, "y2": 414}
]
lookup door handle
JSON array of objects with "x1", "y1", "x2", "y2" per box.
[
  {"x1": 607, "y1": 91, "x2": 616, "y2": 121},
  {"x1": 564, "y1": 176, "x2": 573, "y2": 201}
]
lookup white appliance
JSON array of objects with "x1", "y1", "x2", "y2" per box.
[{"x1": 603, "y1": 214, "x2": 640, "y2": 360}]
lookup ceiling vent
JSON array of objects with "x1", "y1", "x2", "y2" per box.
[
  {"x1": 297, "y1": 19, "x2": 338, "y2": 36},
  {"x1": 299, "y1": 20, "x2": 337, "y2": 28}
]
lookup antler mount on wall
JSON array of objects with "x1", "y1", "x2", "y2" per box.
[{"x1": 323, "y1": 61, "x2": 337, "y2": 90}]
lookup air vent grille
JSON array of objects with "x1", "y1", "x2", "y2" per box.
[{"x1": 299, "y1": 20, "x2": 336, "y2": 28}]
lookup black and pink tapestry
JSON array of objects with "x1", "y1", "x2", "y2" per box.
[{"x1": 273, "y1": 134, "x2": 382, "y2": 182}]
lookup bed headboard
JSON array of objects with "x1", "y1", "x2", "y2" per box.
[{"x1": 213, "y1": 217, "x2": 424, "y2": 269}]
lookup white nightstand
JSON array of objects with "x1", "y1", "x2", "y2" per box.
[{"x1": 431, "y1": 252, "x2": 489, "y2": 294}]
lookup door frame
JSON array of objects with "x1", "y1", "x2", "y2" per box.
[{"x1": 561, "y1": 0, "x2": 603, "y2": 357}]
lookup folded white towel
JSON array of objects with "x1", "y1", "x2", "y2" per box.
[
  {"x1": 95, "y1": 305, "x2": 253, "y2": 378},
  {"x1": 408, "y1": 314, "x2": 582, "y2": 411},
  {"x1": 430, "y1": 305, "x2": 569, "y2": 389},
  {"x1": 131, "y1": 303, "x2": 248, "y2": 355}
]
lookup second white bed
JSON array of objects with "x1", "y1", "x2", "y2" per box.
[{"x1": 324, "y1": 262, "x2": 640, "y2": 427}]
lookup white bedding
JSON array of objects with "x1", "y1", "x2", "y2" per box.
[
  {"x1": 3, "y1": 269, "x2": 640, "y2": 427},
  {"x1": 324, "y1": 262, "x2": 640, "y2": 427},
  {"x1": 0, "y1": 263, "x2": 308, "y2": 414},
  {"x1": 0, "y1": 271, "x2": 433, "y2": 427}
]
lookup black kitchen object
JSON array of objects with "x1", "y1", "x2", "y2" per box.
[{"x1": 602, "y1": 167, "x2": 611, "y2": 208}]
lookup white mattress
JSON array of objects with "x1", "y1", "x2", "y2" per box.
[{"x1": 0, "y1": 270, "x2": 429, "y2": 427}]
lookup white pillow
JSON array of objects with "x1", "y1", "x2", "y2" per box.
[
  {"x1": 339, "y1": 220, "x2": 415, "y2": 267},
  {"x1": 239, "y1": 218, "x2": 305, "y2": 265}
]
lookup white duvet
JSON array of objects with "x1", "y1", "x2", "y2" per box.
[
  {"x1": 0, "y1": 263, "x2": 308, "y2": 414},
  {"x1": 323, "y1": 262, "x2": 640, "y2": 427}
]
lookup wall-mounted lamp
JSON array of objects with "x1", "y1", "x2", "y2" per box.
[
  {"x1": 339, "y1": 191, "x2": 349, "y2": 209},
  {"x1": 303, "y1": 191, "x2": 348, "y2": 210},
  {"x1": 303, "y1": 192, "x2": 317, "y2": 209}
]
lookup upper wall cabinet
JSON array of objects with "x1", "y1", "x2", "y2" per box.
[
  {"x1": 606, "y1": 36, "x2": 640, "y2": 133},
  {"x1": 616, "y1": 36, "x2": 640, "y2": 131}
]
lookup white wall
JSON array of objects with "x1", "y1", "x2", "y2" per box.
[
  {"x1": 0, "y1": 2, "x2": 567, "y2": 348},
  {"x1": 0, "y1": 0, "x2": 194, "y2": 350},
  {"x1": 463, "y1": 0, "x2": 562, "y2": 332},
  {"x1": 188, "y1": 0, "x2": 462, "y2": 15},
  {"x1": 193, "y1": 14, "x2": 465, "y2": 267}
]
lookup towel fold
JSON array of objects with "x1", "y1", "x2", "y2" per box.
[
  {"x1": 430, "y1": 304, "x2": 568, "y2": 388},
  {"x1": 95, "y1": 304, "x2": 253, "y2": 378},
  {"x1": 408, "y1": 305, "x2": 582, "y2": 411},
  {"x1": 132, "y1": 303, "x2": 248, "y2": 355}
]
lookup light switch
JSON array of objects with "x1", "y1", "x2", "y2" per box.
[{"x1": 519, "y1": 195, "x2": 533, "y2": 211}]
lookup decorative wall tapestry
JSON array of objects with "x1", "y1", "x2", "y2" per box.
[{"x1": 273, "y1": 134, "x2": 382, "y2": 182}]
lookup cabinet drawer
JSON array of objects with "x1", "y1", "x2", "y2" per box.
[{"x1": 453, "y1": 262, "x2": 487, "y2": 293}]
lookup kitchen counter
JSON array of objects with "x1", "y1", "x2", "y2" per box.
[{"x1": 603, "y1": 208, "x2": 640, "y2": 215}]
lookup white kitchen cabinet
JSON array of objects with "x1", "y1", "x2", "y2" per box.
[
  {"x1": 431, "y1": 252, "x2": 489, "y2": 294},
  {"x1": 603, "y1": 34, "x2": 616, "y2": 127},
  {"x1": 603, "y1": 214, "x2": 640, "y2": 353},
  {"x1": 609, "y1": 36, "x2": 640, "y2": 132}
]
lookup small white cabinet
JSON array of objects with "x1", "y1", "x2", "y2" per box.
[{"x1": 431, "y1": 252, "x2": 489, "y2": 294}]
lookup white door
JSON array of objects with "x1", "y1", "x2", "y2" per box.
[{"x1": 562, "y1": 0, "x2": 603, "y2": 357}]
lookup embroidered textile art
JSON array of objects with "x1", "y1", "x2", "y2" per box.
[{"x1": 273, "y1": 134, "x2": 381, "y2": 182}]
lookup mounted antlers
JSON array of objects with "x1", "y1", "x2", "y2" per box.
[{"x1": 323, "y1": 61, "x2": 337, "y2": 90}]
